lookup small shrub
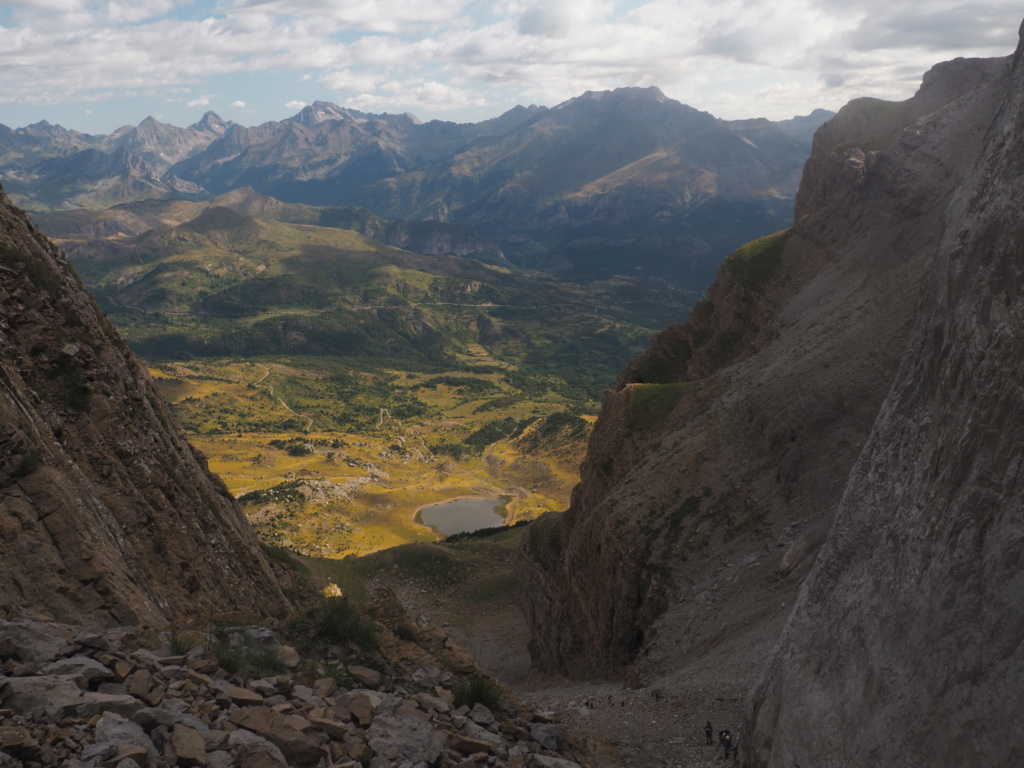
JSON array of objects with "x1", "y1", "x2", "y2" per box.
[
  {"x1": 289, "y1": 597, "x2": 379, "y2": 653},
  {"x1": 205, "y1": 625, "x2": 287, "y2": 678},
  {"x1": 210, "y1": 638, "x2": 247, "y2": 676},
  {"x1": 247, "y1": 647, "x2": 287, "y2": 677},
  {"x1": 452, "y1": 676, "x2": 503, "y2": 711},
  {"x1": 167, "y1": 630, "x2": 190, "y2": 656}
]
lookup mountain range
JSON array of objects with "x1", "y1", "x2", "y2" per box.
[
  {"x1": 48, "y1": 189, "x2": 692, "y2": 402},
  {"x1": 9, "y1": 31, "x2": 1024, "y2": 766},
  {"x1": 1, "y1": 89, "x2": 832, "y2": 289}
]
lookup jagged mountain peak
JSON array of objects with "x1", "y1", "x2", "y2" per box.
[
  {"x1": 290, "y1": 100, "x2": 364, "y2": 126},
  {"x1": 191, "y1": 110, "x2": 229, "y2": 133},
  {"x1": 577, "y1": 85, "x2": 668, "y2": 103},
  {"x1": 555, "y1": 85, "x2": 670, "y2": 110}
]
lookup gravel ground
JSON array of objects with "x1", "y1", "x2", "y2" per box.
[{"x1": 391, "y1": 569, "x2": 794, "y2": 768}]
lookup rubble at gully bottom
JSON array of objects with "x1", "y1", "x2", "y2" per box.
[{"x1": 0, "y1": 615, "x2": 594, "y2": 768}]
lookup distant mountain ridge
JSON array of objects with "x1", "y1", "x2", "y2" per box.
[{"x1": 1, "y1": 90, "x2": 833, "y2": 288}]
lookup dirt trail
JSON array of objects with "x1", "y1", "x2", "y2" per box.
[
  {"x1": 253, "y1": 363, "x2": 314, "y2": 432},
  {"x1": 390, "y1": 574, "x2": 773, "y2": 768}
]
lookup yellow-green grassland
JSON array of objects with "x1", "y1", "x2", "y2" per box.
[{"x1": 151, "y1": 357, "x2": 592, "y2": 557}]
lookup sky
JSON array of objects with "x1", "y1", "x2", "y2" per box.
[{"x1": 0, "y1": 0, "x2": 1020, "y2": 134}]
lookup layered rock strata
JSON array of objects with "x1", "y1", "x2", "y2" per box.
[
  {"x1": 744, "y1": 25, "x2": 1024, "y2": 768},
  {"x1": 515, "y1": 52, "x2": 1010, "y2": 676},
  {"x1": 0, "y1": 184, "x2": 287, "y2": 628}
]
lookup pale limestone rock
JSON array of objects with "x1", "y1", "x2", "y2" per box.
[
  {"x1": 366, "y1": 713, "x2": 444, "y2": 765},
  {"x1": 170, "y1": 723, "x2": 208, "y2": 767},
  {"x1": 228, "y1": 706, "x2": 323, "y2": 767},
  {"x1": 348, "y1": 665, "x2": 381, "y2": 689}
]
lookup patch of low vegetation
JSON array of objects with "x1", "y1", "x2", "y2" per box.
[
  {"x1": 514, "y1": 412, "x2": 588, "y2": 452},
  {"x1": 725, "y1": 228, "x2": 789, "y2": 290},
  {"x1": 629, "y1": 381, "x2": 691, "y2": 432},
  {"x1": 463, "y1": 573, "x2": 519, "y2": 603},
  {"x1": 269, "y1": 437, "x2": 315, "y2": 456},
  {"x1": 444, "y1": 518, "x2": 529, "y2": 543},
  {"x1": 237, "y1": 480, "x2": 310, "y2": 505},
  {"x1": 452, "y1": 675, "x2": 504, "y2": 711},
  {"x1": 412, "y1": 376, "x2": 499, "y2": 394},
  {"x1": 288, "y1": 596, "x2": 379, "y2": 655},
  {"x1": 207, "y1": 627, "x2": 288, "y2": 679},
  {"x1": 391, "y1": 543, "x2": 469, "y2": 587},
  {"x1": 464, "y1": 417, "x2": 535, "y2": 452},
  {"x1": 166, "y1": 629, "x2": 191, "y2": 656}
]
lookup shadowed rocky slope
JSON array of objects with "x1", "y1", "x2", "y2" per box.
[
  {"x1": 0, "y1": 184, "x2": 288, "y2": 628},
  {"x1": 515, "y1": 50, "x2": 1011, "y2": 678},
  {"x1": 744, "y1": 27, "x2": 1024, "y2": 768}
]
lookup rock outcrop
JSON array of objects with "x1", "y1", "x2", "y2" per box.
[
  {"x1": 744, "y1": 26, "x2": 1024, "y2": 768},
  {"x1": 0, "y1": 613, "x2": 590, "y2": 768},
  {"x1": 0, "y1": 184, "x2": 288, "y2": 628},
  {"x1": 515, "y1": 50, "x2": 1011, "y2": 677}
]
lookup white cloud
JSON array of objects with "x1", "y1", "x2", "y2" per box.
[
  {"x1": 227, "y1": 0, "x2": 468, "y2": 33},
  {"x1": 0, "y1": 0, "x2": 1019, "y2": 129},
  {"x1": 187, "y1": 96, "x2": 210, "y2": 107},
  {"x1": 106, "y1": 0, "x2": 174, "y2": 23},
  {"x1": 344, "y1": 80, "x2": 488, "y2": 114},
  {"x1": 231, "y1": 100, "x2": 246, "y2": 107},
  {"x1": 319, "y1": 68, "x2": 383, "y2": 93},
  {"x1": 285, "y1": 100, "x2": 307, "y2": 109}
]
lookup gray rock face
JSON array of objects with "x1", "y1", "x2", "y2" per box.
[
  {"x1": 0, "y1": 182, "x2": 291, "y2": 630},
  {"x1": 515, "y1": 48, "x2": 1011, "y2": 677},
  {"x1": 744, "y1": 22, "x2": 1024, "y2": 768},
  {"x1": 0, "y1": 621, "x2": 72, "y2": 663}
]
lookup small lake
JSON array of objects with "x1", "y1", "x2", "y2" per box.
[{"x1": 418, "y1": 498, "x2": 506, "y2": 536}]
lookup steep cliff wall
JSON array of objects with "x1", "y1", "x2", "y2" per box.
[
  {"x1": 0, "y1": 185, "x2": 288, "y2": 628},
  {"x1": 745, "y1": 27, "x2": 1024, "y2": 768},
  {"x1": 515, "y1": 53, "x2": 1010, "y2": 676}
]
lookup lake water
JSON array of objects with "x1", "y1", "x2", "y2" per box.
[{"x1": 418, "y1": 498, "x2": 506, "y2": 536}]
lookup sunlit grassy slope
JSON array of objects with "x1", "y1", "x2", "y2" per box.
[
  {"x1": 60, "y1": 200, "x2": 692, "y2": 558},
  {"x1": 151, "y1": 358, "x2": 591, "y2": 557}
]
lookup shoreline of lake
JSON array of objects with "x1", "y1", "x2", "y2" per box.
[{"x1": 414, "y1": 496, "x2": 510, "y2": 536}]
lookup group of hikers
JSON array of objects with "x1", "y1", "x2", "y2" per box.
[{"x1": 704, "y1": 721, "x2": 739, "y2": 761}]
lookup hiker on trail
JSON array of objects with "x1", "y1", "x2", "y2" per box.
[
  {"x1": 705, "y1": 721, "x2": 714, "y2": 745},
  {"x1": 721, "y1": 730, "x2": 739, "y2": 761}
]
